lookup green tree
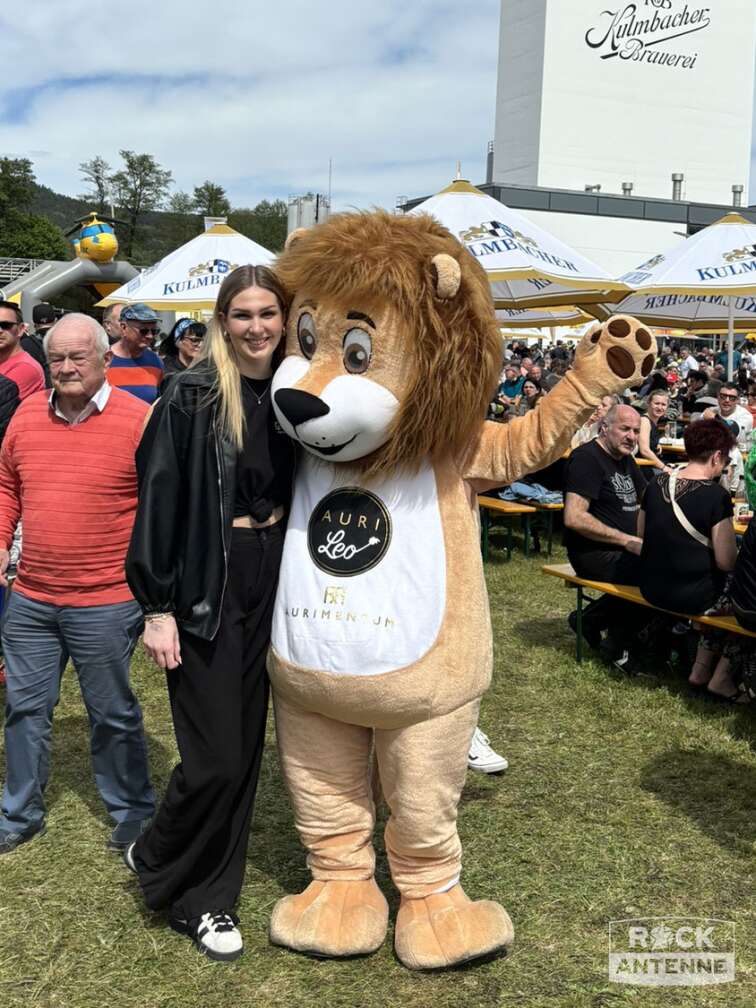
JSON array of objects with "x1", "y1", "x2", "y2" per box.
[
  {"x1": 0, "y1": 157, "x2": 36, "y2": 217},
  {"x1": 160, "y1": 191, "x2": 202, "y2": 256},
  {"x1": 169, "y1": 191, "x2": 196, "y2": 215},
  {"x1": 110, "y1": 150, "x2": 173, "y2": 259},
  {"x1": 78, "y1": 156, "x2": 113, "y2": 214},
  {"x1": 229, "y1": 198, "x2": 287, "y2": 252},
  {"x1": 0, "y1": 210, "x2": 69, "y2": 260},
  {"x1": 193, "y1": 181, "x2": 230, "y2": 218},
  {"x1": 0, "y1": 158, "x2": 69, "y2": 260}
]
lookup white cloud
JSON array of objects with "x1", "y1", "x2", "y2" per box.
[
  {"x1": 0, "y1": 1, "x2": 500, "y2": 210},
  {"x1": 1, "y1": 1, "x2": 754, "y2": 212}
]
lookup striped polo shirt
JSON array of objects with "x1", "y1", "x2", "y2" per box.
[{"x1": 107, "y1": 348, "x2": 164, "y2": 404}]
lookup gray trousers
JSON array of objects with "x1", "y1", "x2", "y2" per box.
[{"x1": 0, "y1": 591, "x2": 154, "y2": 834}]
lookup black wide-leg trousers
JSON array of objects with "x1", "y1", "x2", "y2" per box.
[{"x1": 134, "y1": 524, "x2": 283, "y2": 922}]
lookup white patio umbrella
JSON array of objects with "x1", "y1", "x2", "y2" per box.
[
  {"x1": 98, "y1": 223, "x2": 275, "y2": 311},
  {"x1": 495, "y1": 305, "x2": 592, "y2": 328},
  {"x1": 587, "y1": 212, "x2": 756, "y2": 378},
  {"x1": 410, "y1": 179, "x2": 629, "y2": 308}
]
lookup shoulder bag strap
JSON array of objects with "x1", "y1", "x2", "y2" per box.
[{"x1": 668, "y1": 469, "x2": 712, "y2": 549}]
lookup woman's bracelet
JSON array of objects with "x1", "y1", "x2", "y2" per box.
[{"x1": 143, "y1": 611, "x2": 175, "y2": 623}]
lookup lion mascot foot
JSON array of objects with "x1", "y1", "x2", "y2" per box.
[
  {"x1": 394, "y1": 885, "x2": 514, "y2": 971},
  {"x1": 269, "y1": 879, "x2": 389, "y2": 957}
]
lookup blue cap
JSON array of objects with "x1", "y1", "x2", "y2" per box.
[{"x1": 121, "y1": 302, "x2": 159, "y2": 322}]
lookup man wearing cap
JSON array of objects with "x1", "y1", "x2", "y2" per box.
[
  {"x1": 108, "y1": 303, "x2": 164, "y2": 404},
  {"x1": 21, "y1": 303, "x2": 57, "y2": 387},
  {"x1": 0, "y1": 301, "x2": 44, "y2": 401}
]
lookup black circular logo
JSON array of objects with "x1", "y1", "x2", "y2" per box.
[{"x1": 308, "y1": 487, "x2": 392, "y2": 576}]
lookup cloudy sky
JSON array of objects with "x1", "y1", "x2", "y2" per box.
[{"x1": 1, "y1": 1, "x2": 755, "y2": 213}]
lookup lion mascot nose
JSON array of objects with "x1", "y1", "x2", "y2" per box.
[{"x1": 275, "y1": 388, "x2": 331, "y2": 427}]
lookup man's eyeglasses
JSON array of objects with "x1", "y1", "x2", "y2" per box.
[
  {"x1": 719, "y1": 393, "x2": 739, "y2": 401},
  {"x1": 129, "y1": 324, "x2": 161, "y2": 337},
  {"x1": 0, "y1": 320, "x2": 20, "y2": 331}
]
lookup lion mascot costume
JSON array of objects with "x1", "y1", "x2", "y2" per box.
[{"x1": 266, "y1": 210, "x2": 655, "y2": 970}]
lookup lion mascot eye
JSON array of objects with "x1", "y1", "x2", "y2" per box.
[
  {"x1": 342, "y1": 328, "x2": 372, "y2": 374},
  {"x1": 297, "y1": 312, "x2": 317, "y2": 359}
]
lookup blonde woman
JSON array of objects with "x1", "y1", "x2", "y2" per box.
[
  {"x1": 125, "y1": 265, "x2": 294, "y2": 962},
  {"x1": 639, "y1": 389, "x2": 673, "y2": 473}
]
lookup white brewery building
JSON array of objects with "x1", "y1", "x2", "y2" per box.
[{"x1": 404, "y1": 0, "x2": 756, "y2": 276}]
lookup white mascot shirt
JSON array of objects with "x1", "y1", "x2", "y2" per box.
[{"x1": 272, "y1": 453, "x2": 446, "y2": 676}]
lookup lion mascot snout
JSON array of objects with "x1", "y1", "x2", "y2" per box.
[{"x1": 266, "y1": 210, "x2": 655, "y2": 969}]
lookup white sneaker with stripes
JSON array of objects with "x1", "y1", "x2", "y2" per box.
[
  {"x1": 172, "y1": 911, "x2": 244, "y2": 962},
  {"x1": 467, "y1": 727, "x2": 509, "y2": 774}
]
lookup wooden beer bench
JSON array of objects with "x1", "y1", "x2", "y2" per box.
[
  {"x1": 526, "y1": 500, "x2": 564, "y2": 555},
  {"x1": 541, "y1": 562, "x2": 756, "y2": 662},
  {"x1": 478, "y1": 496, "x2": 537, "y2": 561}
]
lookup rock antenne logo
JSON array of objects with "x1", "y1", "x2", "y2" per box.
[{"x1": 585, "y1": 1, "x2": 712, "y2": 71}]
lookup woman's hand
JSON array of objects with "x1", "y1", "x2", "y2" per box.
[{"x1": 143, "y1": 616, "x2": 182, "y2": 670}]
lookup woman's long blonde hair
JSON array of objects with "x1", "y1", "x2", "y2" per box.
[{"x1": 195, "y1": 264, "x2": 288, "y2": 450}]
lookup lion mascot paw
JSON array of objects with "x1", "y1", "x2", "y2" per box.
[{"x1": 266, "y1": 210, "x2": 655, "y2": 969}]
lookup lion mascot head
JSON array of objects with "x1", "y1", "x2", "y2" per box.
[{"x1": 272, "y1": 210, "x2": 502, "y2": 479}]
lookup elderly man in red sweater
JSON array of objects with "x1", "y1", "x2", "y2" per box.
[{"x1": 0, "y1": 313, "x2": 154, "y2": 855}]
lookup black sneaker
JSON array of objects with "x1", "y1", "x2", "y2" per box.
[
  {"x1": 107, "y1": 818, "x2": 151, "y2": 852},
  {"x1": 567, "y1": 609, "x2": 602, "y2": 650},
  {"x1": 612, "y1": 650, "x2": 640, "y2": 676},
  {"x1": 170, "y1": 911, "x2": 243, "y2": 962},
  {"x1": 0, "y1": 821, "x2": 46, "y2": 856}
]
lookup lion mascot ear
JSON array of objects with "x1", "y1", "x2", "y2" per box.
[{"x1": 431, "y1": 253, "x2": 462, "y2": 300}]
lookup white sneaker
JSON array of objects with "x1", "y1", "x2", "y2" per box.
[
  {"x1": 172, "y1": 911, "x2": 244, "y2": 962},
  {"x1": 467, "y1": 727, "x2": 509, "y2": 774},
  {"x1": 123, "y1": 840, "x2": 139, "y2": 875}
]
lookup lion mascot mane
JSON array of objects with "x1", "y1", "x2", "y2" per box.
[{"x1": 266, "y1": 210, "x2": 655, "y2": 970}]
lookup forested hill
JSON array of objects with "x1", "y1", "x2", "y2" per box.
[
  {"x1": 31, "y1": 184, "x2": 91, "y2": 231},
  {"x1": 28, "y1": 183, "x2": 287, "y2": 266}
]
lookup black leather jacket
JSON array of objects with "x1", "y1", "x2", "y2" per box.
[
  {"x1": 0, "y1": 374, "x2": 20, "y2": 447},
  {"x1": 126, "y1": 362, "x2": 236, "y2": 640}
]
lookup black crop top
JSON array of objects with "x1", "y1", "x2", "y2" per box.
[{"x1": 234, "y1": 377, "x2": 295, "y2": 521}]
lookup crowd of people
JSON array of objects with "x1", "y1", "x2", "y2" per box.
[
  {"x1": 489, "y1": 334, "x2": 756, "y2": 701},
  {"x1": 0, "y1": 293, "x2": 753, "y2": 966}
]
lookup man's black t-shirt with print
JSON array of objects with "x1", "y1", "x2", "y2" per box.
[{"x1": 564, "y1": 439, "x2": 646, "y2": 583}]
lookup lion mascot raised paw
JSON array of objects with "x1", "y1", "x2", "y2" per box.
[{"x1": 267, "y1": 210, "x2": 655, "y2": 970}]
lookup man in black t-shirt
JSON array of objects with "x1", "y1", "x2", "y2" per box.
[
  {"x1": 564, "y1": 405, "x2": 646, "y2": 657},
  {"x1": 564, "y1": 404, "x2": 645, "y2": 582}
]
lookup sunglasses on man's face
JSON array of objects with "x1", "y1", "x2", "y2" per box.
[
  {"x1": 719, "y1": 393, "x2": 739, "y2": 401},
  {"x1": 0, "y1": 320, "x2": 20, "y2": 331},
  {"x1": 129, "y1": 324, "x2": 160, "y2": 337}
]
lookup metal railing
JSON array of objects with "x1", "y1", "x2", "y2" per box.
[{"x1": 0, "y1": 257, "x2": 44, "y2": 285}]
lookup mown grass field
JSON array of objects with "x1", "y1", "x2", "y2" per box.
[{"x1": 0, "y1": 532, "x2": 754, "y2": 1008}]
